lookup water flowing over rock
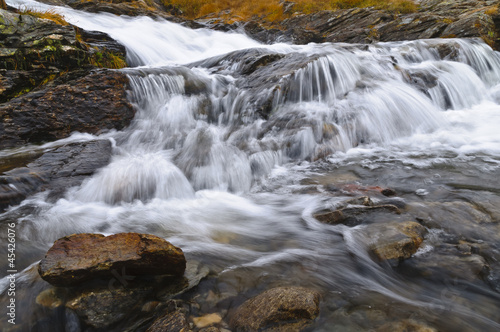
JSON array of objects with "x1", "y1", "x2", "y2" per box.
[
  {"x1": 229, "y1": 287, "x2": 320, "y2": 331},
  {"x1": 0, "y1": 139, "x2": 112, "y2": 211},
  {"x1": 38, "y1": 233, "x2": 186, "y2": 286},
  {"x1": 2, "y1": 0, "x2": 500, "y2": 331}
]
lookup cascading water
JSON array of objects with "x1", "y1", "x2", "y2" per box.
[{"x1": 2, "y1": 0, "x2": 500, "y2": 331}]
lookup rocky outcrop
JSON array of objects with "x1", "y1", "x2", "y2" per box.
[
  {"x1": 230, "y1": 286, "x2": 320, "y2": 331},
  {"x1": 196, "y1": 1, "x2": 500, "y2": 50},
  {"x1": 0, "y1": 8, "x2": 127, "y2": 102},
  {"x1": 0, "y1": 70, "x2": 134, "y2": 149},
  {"x1": 0, "y1": 8, "x2": 135, "y2": 210},
  {"x1": 275, "y1": 1, "x2": 499, "y2": 49},
  {"x1": 38, "y1": 233, "x2": 186, "y2": 286},
  {"x1": 0, "y1": 139, "x2": 112, "y2": 211}
]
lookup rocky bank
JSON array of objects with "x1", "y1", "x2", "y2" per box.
[{"x1": 0, "y1": 6, "x2": 134, "y2": 211}]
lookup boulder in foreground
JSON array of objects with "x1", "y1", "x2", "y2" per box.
[
  {"x1": 230, "y1": 286, "x2": 320, "y2": 331},
  {"x1": 38, "y1": 233, "x2": 186, "y2": 286}
]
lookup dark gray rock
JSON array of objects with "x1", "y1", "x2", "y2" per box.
[
  {"x1": 0, "y1": 70, "x2": 134, "y2": 149},
  {"x1": 0, "y1": 139, "x2": 112, "y2": 211}
]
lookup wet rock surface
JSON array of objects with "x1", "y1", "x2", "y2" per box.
[
  {"x1": 376, "y1": 319, "x2": 438, "y2": 332},
  {"x1": 230, "y1": 286, "x2": 320, "y2": 331},
  {"x1": 190, "y1": 48, "x2": 323, "y2": 118},
  {"x1": 195, "y1": 0, "x2": 500, "y2": 50},
  {"x1": 401, "y1": 251, "x2": 489, "y2": 282},
  {"x1": 364, "y1": 221, "x2": 427, "y2": 262},
  {"x1": 0, "y1": 8, "x2": 127, "y2": 102},
  {"x1": 0, "y1": 70, "x2": 134, "y2": 149},
  {"x1": 32, "y1": 260, "x2": 208, "y2": 331},
  {"x1": 314, "y1": 203, "x2": 401, "y2": 227},
  {"x1": 146, "y1": 307, "x2": 191, "y2": 332},
  {"x1": 38, "y1": 233, "x2": 187, "y2": 286},
  {"x1": 0, "y1": 139, "x2": 112, "y2": 212},
  {"x1": 66, "y1": 286, "x2": 155, "y2": 329}
]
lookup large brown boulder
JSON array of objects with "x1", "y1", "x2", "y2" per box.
[
  {"x1": 38, "y1": 233, "x2": 186, "y2": 286},
  {"x1": 230, "y1": 286, "x2": 321, "y2": 331},
  {"x1": 0, "y1": 70, "x2": 134, "y2": 149}
]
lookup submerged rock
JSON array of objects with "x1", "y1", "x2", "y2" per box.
[
  {"x1": 38, "y1": 233, "x2": 186, "y2": 286},
  {"x1": 230, "y1": 286, "x2": 320, "y2": 331},
  {"x1": 364, "y1": 221, "x2": 427, "y2": 263},
  {"x1": 146, "y1": 308, "x2": 191, "y2": 332},
  {"x1": 314, "y1": 204, "x2": 401, "y2": 227},
  {"x1": 401, "y1": 251, "x2": 489, "y2": 282},
  {"x1": 376, "y1": 319, "x2": 438, "y2": 332},
  {"x1": 193, "y1": 313, "x2": 223, "y2": 329},
  {"x1": 66, "y1": 286, "x2": 154, "y2": 329}
]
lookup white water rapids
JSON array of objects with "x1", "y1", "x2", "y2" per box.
[{"x1": 3, "y1": 0, "x2": 500, "y2": 331}]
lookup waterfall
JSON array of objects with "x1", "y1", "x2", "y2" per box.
[{"x1": 3, "y1": 0, "x2": 500, "y2": 330}]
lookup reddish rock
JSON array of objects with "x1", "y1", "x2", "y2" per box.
[{"x1": 38, "y1": 233, "x2": 186, "y2": 286}]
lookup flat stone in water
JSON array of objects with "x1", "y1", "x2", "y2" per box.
[{"x1": 38, "y1": 233, "x2": 186, "y2": 286}]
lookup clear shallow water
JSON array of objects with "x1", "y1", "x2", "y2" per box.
[{"x1": 2, "y1": 0, "x2": 500, "y2": 330}]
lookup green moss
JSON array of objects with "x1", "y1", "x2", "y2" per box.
[
  {"x1": 88, "y1": 49, "x2": 127, "y2": 69},
  {"x1": 13, "y1": 87, "x2": 32, "y2": 98},
  {"x1": 43, "y1": 45, "x2": 57, "y2": 52}
]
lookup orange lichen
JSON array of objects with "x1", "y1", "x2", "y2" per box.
[{"x1": 162, "y1": 0, "x2": 418, "y2": 21}]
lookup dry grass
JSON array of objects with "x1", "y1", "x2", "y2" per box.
[
  {"x1": 20, "y1": 8, "x2": 69, "y2": 25},
  {"x1": 163, "y1": 0, "x2": 417, "y2": 21},
  {"x1": 484, "y1": 5, "x2": 498, "y2": 16}
]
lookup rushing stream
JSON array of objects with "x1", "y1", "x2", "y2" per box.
[{"x1": 2, "y1": 0, "x2": 500, "y2": 331}]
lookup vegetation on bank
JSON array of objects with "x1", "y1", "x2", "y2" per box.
[
  {"x1": 162, "y1": 0, "x2": 418, "y2": 21},
  {"x1": 9, "y1": 8, "x2": 128, "y2": 69},
  {"x1": 19, "y1": 8, "x2": 70, "y2": 25}
]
